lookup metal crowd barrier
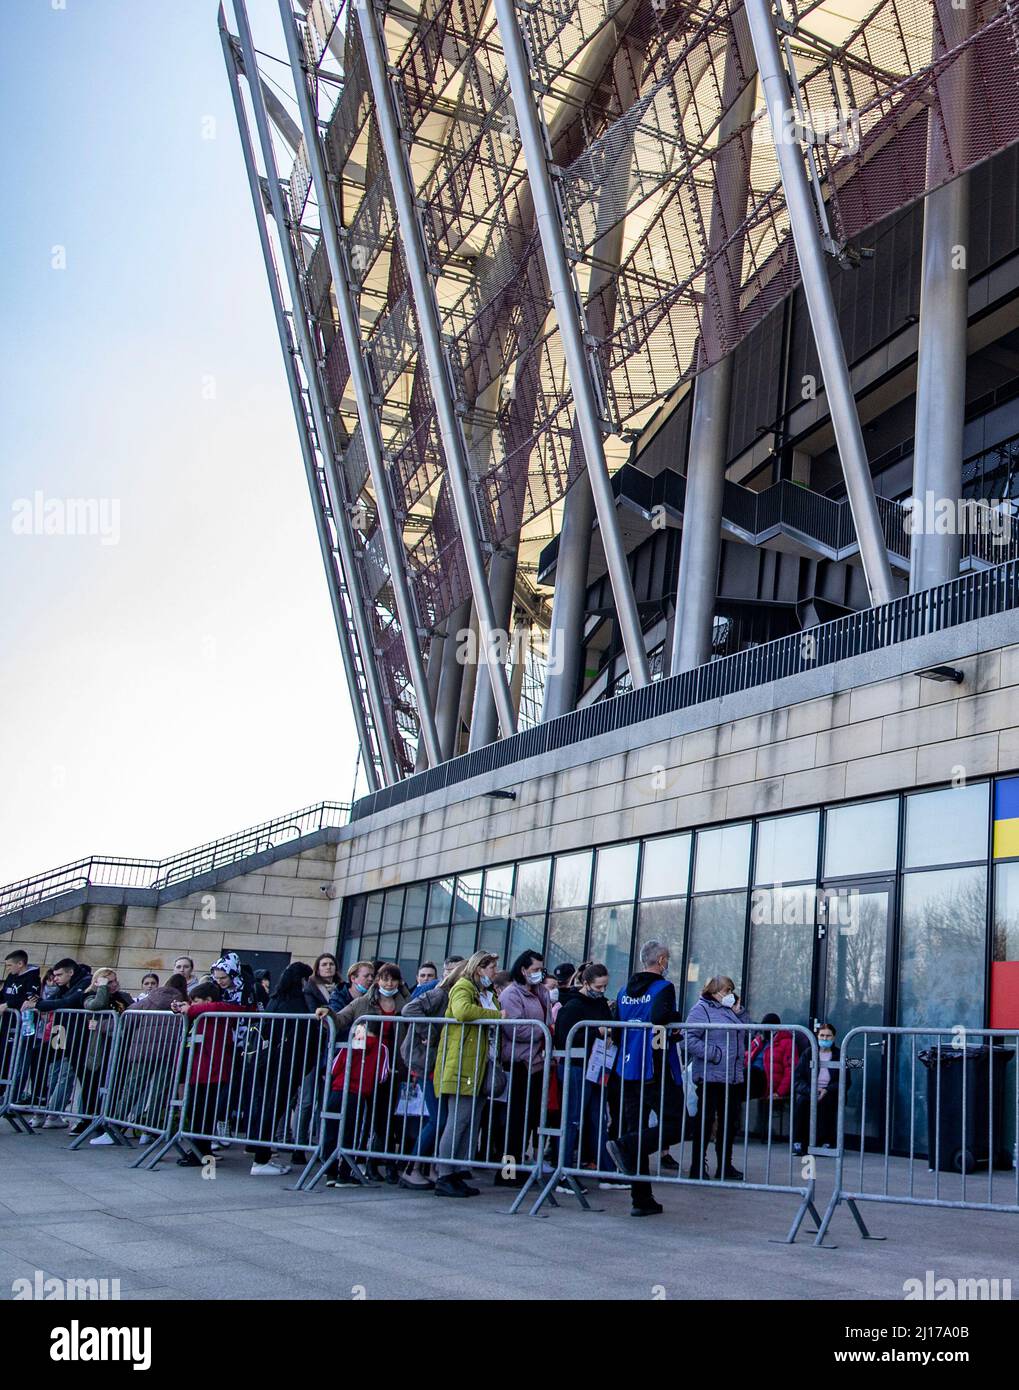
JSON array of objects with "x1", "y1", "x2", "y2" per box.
[
  {"x1": 294, "y1": 1014, "x2": 555, "y2": 1215},
  {"x1": 73, "y1": 1009, "x2": 189, "y2": 1163},
  {"x1": 528, "y1": 1020, "x2": 820, "y2": 1240},
  {"x1": 0, "y1": 1007, "x2": 121, "y2": 1137},
  {"x1": 815, "y1": 1025, "x2": 1019, "y2": 1246},
  {"x1": 140, "y1": 1010, "x2": 337, "y2": 1172}
]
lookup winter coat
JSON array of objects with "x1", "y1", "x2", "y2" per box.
[
  {"x1": 684, "y1": 996, "x2": 753, "y2": 1085},
  {"x1": 793, "y1": 1042, "x2": 851, "y2": 1100},
  {"x1": 329, "y1": 982, "x2": 411, "y2": 1042},
  {"x1": 554, "y1": 992, "x2": 613, "y2": 1052},
  {"x1": 34, "y1": 963, "x2": 92, "y2": 1012},
  {"x1": 434, "y1": 977, "x2": 500, "y2": 1096},
  {"x1": 124, "y1": 985, "x2": 187, "y2": 1064},
  {"x1": 400, "y1": 980, "x2": 452, "y2": 1076},
  {"x1": 1, "y1": 966, "x2": 40, "y2": 1011},
  {"x1": 82, "y1": 983, "x2": 133, "y2": 1070},
  {"x1": 184, "y1": 1001, "x2": 243, "y2": 1084},
  {"x1": 303, "y1": 978, "x2": 335, "y2": 1013},
  {"x1": 761, "y1": 1030, "x2": 799, "y2": 1099},
  {"x1": 498, "y1": 980, "x2": 552, "y2": 1072}
]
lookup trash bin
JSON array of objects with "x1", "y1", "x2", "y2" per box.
[{"x1": 919, "y1": 1044, "x2": 1014, "y2": 1174}]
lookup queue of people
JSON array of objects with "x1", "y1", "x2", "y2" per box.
[{"x1": 0, "y1": 941, "x2": 847, "y2": 1212}]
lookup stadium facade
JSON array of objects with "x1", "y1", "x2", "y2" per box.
[{"x1": 6, "y1": 0, "x2": 1019, "y2": 1136}]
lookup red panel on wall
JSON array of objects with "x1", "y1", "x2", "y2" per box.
[{"x1": 990, "y1": 962, "x2": 1019, "y2": 1028}]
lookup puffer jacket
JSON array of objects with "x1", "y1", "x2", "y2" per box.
[
  {"x1": 329, "y1": 981, "x2": 411, "y2": 1043},
  {"x1": 434, "y1": 977, "x2": 501, "y2": 1096},
  {"x1": 498, "y1": 980, "x2": 552, "y2": 1073},
  {"x1": 400, "y1": 980, "x2": 452, "y2": 1076},
  {"x1": 82, "y1": 983, "x2": 134, "y2": 1070},
  {"x1": 684, "y1": 996, "x2": 753, "y2": 1085}
]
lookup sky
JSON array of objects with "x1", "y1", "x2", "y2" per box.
[{"x1": 0, "y1": 0, "x2": 363, "y2": 883}]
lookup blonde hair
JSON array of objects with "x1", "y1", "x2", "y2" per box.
[
  {"x1": 346, "y1": 959, "x2": 374, "y2": 981},
  {"x1": 90, "y1": 967, "x2": 118, "y2": 988},
  {"x1": 447, "y1": 949, "x2": 498, "y2": 989},
  {"x1": 702, "y1": 975, "x2": 736, "y2": 999}
]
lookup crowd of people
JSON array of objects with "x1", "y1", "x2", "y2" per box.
[{"x1": 0, "y1": 941, "x2": 848, "y2": 1215}]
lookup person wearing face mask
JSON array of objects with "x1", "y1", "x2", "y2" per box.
[
  {"x1": 327, "y1": 961, "x2": 375, "y2": 1030},
  {"x1": 318, "y1": 962, "x2": 411, "y2": 1182},
  {"x1": 684, "y1": 975, "x2": 752, "y2": 1182},
  {"x1": 553, "y1": 963, "x2": 615, "y2": 1186},
  {"x1": 496, "y1": 951, "x2": 553, "y2": 1187},
  {"x1": 432, "y1": 951, "x2": 502, "y2": 1197},
  {"x1": 792, "y1": 1022, "x2": 848, "y2": 1152}
]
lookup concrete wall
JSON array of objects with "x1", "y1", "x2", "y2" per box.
[
  {"x1": 331, "y1": 615, "x2": 1019, "y2": 897},
  {"x1": 0, "y1": 843, "x2": 341, "y2": 990}
]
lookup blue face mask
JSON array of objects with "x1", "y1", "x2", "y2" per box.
[
  {"x1": 378, "y1": 986, "x2": 398, "y2": 999},
  {"x1": 819, "y1": 1038, "x2": 834, "y2": 1051},
  {"x1": 479, "y1": 974, "x2": 492, "y2": 988},
  {"x1": 353, "y1": 982, "x2": 368, "y2": 995}
]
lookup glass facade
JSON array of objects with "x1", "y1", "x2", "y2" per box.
[{"x1": 339, "y1": 778, "x2": 1017, "y2": 1046}]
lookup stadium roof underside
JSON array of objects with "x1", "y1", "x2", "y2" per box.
[{"x1": 265, "y1": 0, "x2": 1019, "y2": 775}]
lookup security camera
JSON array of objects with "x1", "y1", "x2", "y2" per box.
[{"x1": 320, "y1": 883, "x2": 340, "y2": 899}]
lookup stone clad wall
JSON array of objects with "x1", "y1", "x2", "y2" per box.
[
  {"x1": 0, "y1": 844, "x2": 341, "y2": 990},
  {"x1": 331, "y1": 631, "x2": 1019, "y2": 899}
]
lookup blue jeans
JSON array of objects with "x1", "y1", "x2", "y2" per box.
[
  {"x1": 414, "y1": 1075, "x2": 446, "y2": 1161},
  {"x1": 558, "y1": 1062, "x2": 611, "y2": 1171}
]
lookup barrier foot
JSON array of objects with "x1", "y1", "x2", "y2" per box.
[
  {"x1": 812, "y1": 1190, "x2": 841, "y2": 1248},
  {"x1": 527, "y1": 1168, "x2": 561, "y2": 1217},
  {"x1": 68, "y1": 1118, "x2": 103, "y2": 1150},
  {"x1": 846, "y1": 1197, "x2": 884, "y2": 1241},
  {"x1": 771, "y1": 1192, "x2": 819, "y2": 1245},
  {"x1": 4, "y1": 1113, "x2": 34, "y2": 1135},
  {"x1": 140, "y1": 1134, "x2": 183, "y2": 1170}
]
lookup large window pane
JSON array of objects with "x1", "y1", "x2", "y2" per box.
[
  {"x1": 593, "y1": 842, "x2": 639, "y2": 904},
  {"x1": 483, "y1": 866, "x2": 514, "y2": 919},
  {"x1": 378, "y1": 931, "x2": 399, "y2": 963},
  {"x1": 895, "y1": 865, "x2": 987, "y2": 1150},
  {"x1": 479, "y1": 919, "x2": 509, "y2": 962},
  {"x1": 422, "y1": 926, "x2": 447, "y2": 963},
  {"x1": 552, "y1": 851, "x2": 593, "y2": 909},
  {"x1": 994, "y1": 861, "x2": 1019, "y2": 960},
  {"x1": 748, "y1": 887, "x2": 814, "y2": 1024},
  {"x1": 508, "y1": 914, "x2": 545, "y2": 963},
  {"x1": 403, "y1": 884, "x2": 428, "y2": 931},
  {"x1": 514, "y1": 859, "x2": 551, "y2": 914},
  {"x1": 588, "y1": 905, "x2": 634, "y2": 994},
  {"x1": 546, "y1": 910, "x2": 586, "y2": 973},
  {"x1": 640, "y1": 834, "x2": 692, "y2": 900},
  {"x1": 683, "y1": 891, "x2": 748, "y2": 1012},
  {"x1": 755, "y1": 812, "x2": 819, "y2": 886},
  {"x1": 904, "y1": 784, "x2": 989, "y2": 869},
  {"x1": 382, "y1": 890, "x2": 404, "y2": 930},
  {"x1": 898, "y1": 866, "x2": 987, "y2": 1026},
  {"x1": 453, "y1": 872, "x2": 483, "y2": 922},
  {"x1": 693, "y1": 824, "x2": 751, "y2": 893},
  {"x1": 636, "y1": 898, "x2": 687, "y2": 979},
  {"x1": 426, "y1": 878, "x2": 454, "y2": 925},
  {"x1": 364, "y1": 895, "x2": 383, "y2": 933},
  {"x1": 824, "y1": 798, "x2": 899, "y2": 879},
  {"x1": 448, "y1": 922, "x2": 478, "y2": 958},
  {"x1": 399, "y1": 930, "x2": 423, "y2": 984}
]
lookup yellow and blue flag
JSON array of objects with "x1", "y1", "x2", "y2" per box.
[{"x1": 993, "y1": 777, "x2": 1019, "y2": 859}]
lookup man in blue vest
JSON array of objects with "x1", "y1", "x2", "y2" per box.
[{"x1": 606, "y1": 939, "x2": 686, "y2": 1216}]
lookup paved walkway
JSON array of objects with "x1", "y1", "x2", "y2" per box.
[{"x1": 0, "y1": 1128, "x2": 1016, "y2": 1300}]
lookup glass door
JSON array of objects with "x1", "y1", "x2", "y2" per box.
[{"x1": 813, "y1": 883, "x2": 895, "y2": 1143}]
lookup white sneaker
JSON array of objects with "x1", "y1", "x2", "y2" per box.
[
  {"x1": 42, "y1": 1116, "x2": 68, "y2": 1129},
  {"x1": 270, "y1": 1158, "x2": 292, "y2": 1174},
  {"x1": 250, "y1": 1161, "x2": 288, "y2": 1176},
  {"x1": 138, "y1": 1134, "x2": 150, "y2": 1145},
  {"x1": 89, "y1": 1133, "x2": 115, "y2": 1146}
]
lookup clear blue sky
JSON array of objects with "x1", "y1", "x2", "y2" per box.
[{"x1": 0, "y1": 0, "x2": 362, "y2": 881}]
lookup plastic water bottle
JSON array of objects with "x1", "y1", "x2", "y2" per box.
[{"x1": 19, "y1": 1009, "x2": 36, "y2": 1039}]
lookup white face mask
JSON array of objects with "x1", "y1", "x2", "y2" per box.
[
  {"x1": 547, "y1": 987, "x2": 559, "y2": 1003},
  {"x1": 720, "y1": 992, "x2": 736, "y2": 1009},
  {"x1": 528, "y1": 970, "x2": 544, "y2": 985}
]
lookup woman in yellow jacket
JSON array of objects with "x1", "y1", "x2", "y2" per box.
[{"x1": 433, "y1": 950, "x2": 501, "y2": 1198}]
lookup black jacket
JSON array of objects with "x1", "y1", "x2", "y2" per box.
[
  {"x1": 554, "y1": 991, "x2": 612, "y2": 1051},
  {"x1": 1, "y1": 966, "x2": 40, "y2": 1011},
  {"x1": 35, "y1": 963, "x2": 92, "y2": 1011},
  {"x1": 793, "y1": 1042, "x2": 851, "y2": 1098}
]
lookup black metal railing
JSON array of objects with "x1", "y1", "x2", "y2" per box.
[
  {"x1": 350, "y1": 559, "x2": 1019, "y2": 822},
  {"x1": 0, "y1": 801, "x2": 351, "y2": 923}
]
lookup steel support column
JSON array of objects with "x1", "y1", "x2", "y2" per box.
[
  {"x1": 469, "y1": 537, "x2": 519, "y2": 750},
  {"x1": 745, "y1": 0, "x2": 895, "y2": 608},
  {"x1": 911, "y1": 0, "x2": 972, "y2": 592},
  {"x1": 493, "y1": 0, "x2": 651, "y2": 689},
  {"x1": 435, "y1": 598, "x2": 470, "y2": 760},
  {"x1": 220, "y1": 9, "x2": 380, "y2": 792},
  {"x1": 233, "y1": 0, "x2": 399, "y2": 784},
  {"x1": 356, "y1": 0, "x2": 517, "y2": 740},
  {"x1": 671, "y1": 42, "x2": 757, "y2": 675},
  {"x1": 279, "y1": 0, "x2": 442, "y2": 766}
]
